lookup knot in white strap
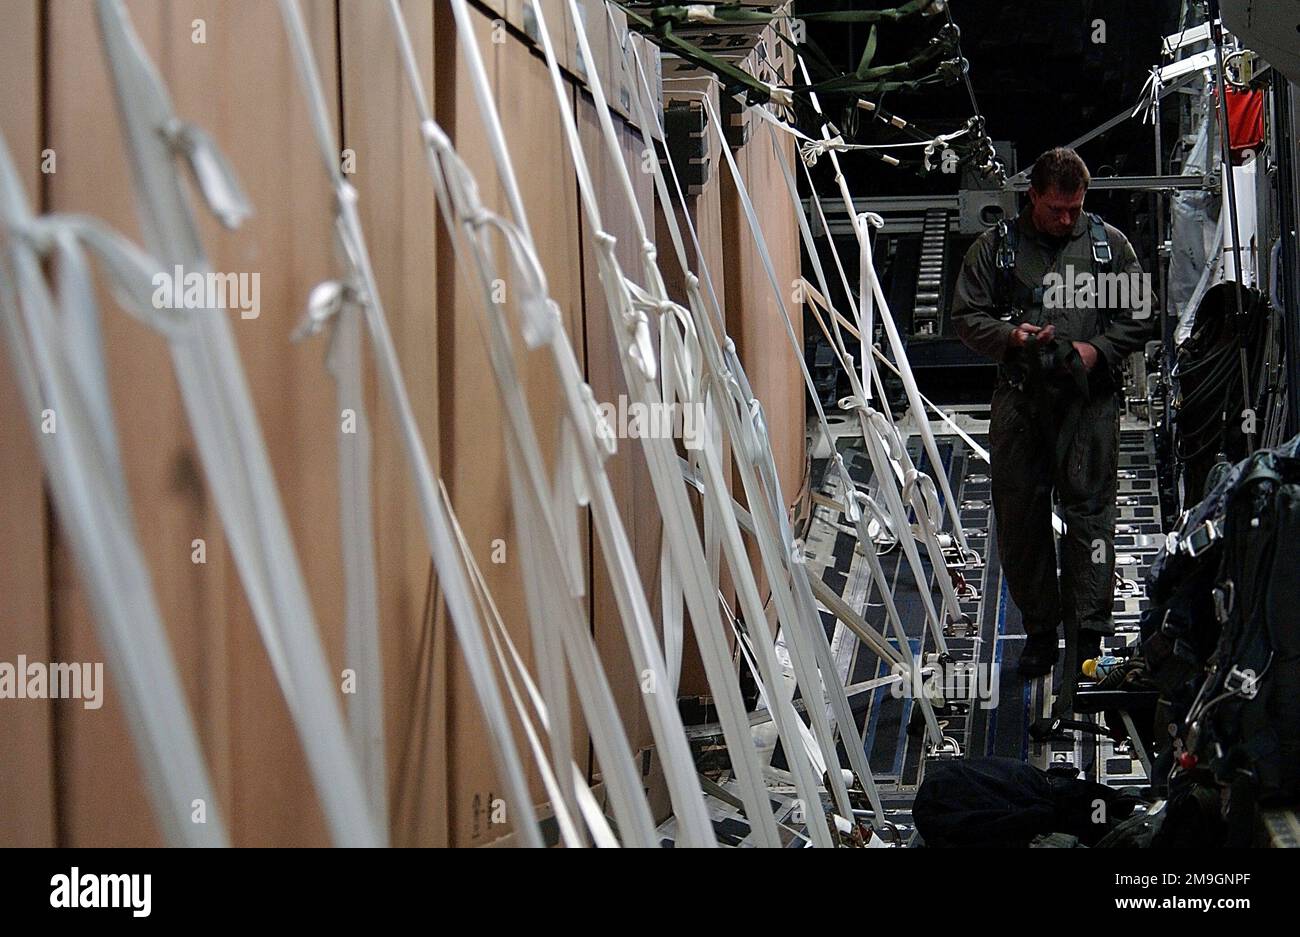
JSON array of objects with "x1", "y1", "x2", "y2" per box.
[
  {"x1": 11, "y1": 217, "x2": 55, "y2": 255},
  {"x1": 766, "y1": 85, "x2": 794, "y2": 111},
  {"x1": 165, "y1": 118, "x2": 254, "y2": 229},
  {"x1": 661, "y1": 299, "x2": 697, "y2": 349},
  {"x1": 857, "y1": 211, "x2": 885, "y2": 231},
  {"x1": 840, "y1": 485, "x2": 866, "y2": 525},
  {"x1": 855, "y1": 491, "x2": 898, "y2": 545},
  {"x1": 516, "y1": 293, "x2": 559, "y2": 350},
  {"x1": 293, "y1": 278, "x2": 354, "y2": 342},
  {"x1": 31, "y1": 214, "x2": 193, "y2": 337},
  {"x1": 923, "y1": 140, "x2": 941, "y2": 171},
  {"x1": 419, "y1": 118, "x2": 451, "y2": 152},
  {"x1": 799, "y1": 134, "x2": 845, "y2": 168},
  {"x1": 428, "y1": 143, "x2": 484, "y2": 225},
  {"x1": 624, "y1": 306, "x2": 657, "y2": 381},
  {"x1": 159, "y1": 117, "x2": 186, "y2": 147},
  {"x1": 336, "y1": 179, "x2": 359, "y2": 211},
  {"x1": 922, "y1": 128, "x2": 969, "y2": 172},
  {"x1": 867, "y1": 408, "x2": 904, "y2": 461},
  {"x1": 902, "y1": 468, "x2": 943, "y2": 538}
]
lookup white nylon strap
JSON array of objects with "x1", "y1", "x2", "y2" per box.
[
  {"x1": 679, "y1": 460, "x2": 913, "y2": 673},
  {"x1": 680, "y1": 437, "x2": 942, "y2": 753},
  {"x1": 799, "y1": 275, "x2": 991, "y2": 463},
  {"x1": 654, "y1": 294, "x2": 689, "y2": 698},
  {"x1": 0, "y1": 143, "x2": 228, "y2": 846},
  {"x1": 431, "y1": 218, "x2": 590, "y2": 845},
  {"x1": 520, "y1": 0, "x2": 783, "y2": 846},
  {"x1": 728, "y1": 609, "x2": 827, "y2": 779},
  {"x1": 674, "y1": 316, "x2": 843, "y2": 842},
  {"x1": 276, "y1": 0, "x2": 543, "y2": 847},
  {"x1": 293, "y1": 283, "x2": 389, "y2": 834},
  {"x1": 750, "y1": 408, "x2": 893, "y2": 818},
  {"x1": 902, "y1": 468, "x2": 966, "y2": 625},
  {"x1": 622, "y1": 31, "x2": 909, "y2": 830},
  {"x1": 747, "y1": 102, "x2": 971, "y2": 167},
  {"x1": 762, "y1": 121, "x2": 948, "y2": 724},
  {"x1": 430, "y1": 1, "x2": 688, "y2": 847},
  {"x1": 855, "y1": 214, "x2": 877, "y2": 395},
  {"x1": 795, "y1": 52, "x2": 970, "y2": 551},
  {"x1": 683, "y1": 89, "x2": 918, "y2": 805},
  {"x1": 328, "y1": 304, "x2": 388, "y2": 831},
  {"x1": 439, "y1": 480, "x2": 612, "y2": 849},
  {"x1": 765, "y1": 116, "x2": 953, "y2": 655},
  {"x1": 619, "y1": 134, "x2": 845, "y2": 850},
  {"x1": 433, "y1": 0, "x2": 717, "y2": 847},
  {"x1": 616, "y1": 16, "x2": 868, "y2": 842},
  {"x1": 624, "y1": 63, "x2": 888, "y2": 827},
  {"x1": 97, "y1": 0, "x2": 381, "y2": 847}
]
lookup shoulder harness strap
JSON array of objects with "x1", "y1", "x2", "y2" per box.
[
  {"x1": 1087, "y1": 212, "x2": 1116, "y2": 333},
  {"x1": 994, "y1": 218, "x2": 1018, "y2": 311},
  {"x1": 1088, "y1": 212, "x2": 1113, "y2": 270}
]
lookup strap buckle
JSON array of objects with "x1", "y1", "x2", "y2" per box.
[
  {"x1": 1159, "y1": 607, "x2": 1178, "y2": 637},
  {"x1": 1179, "y1": 518, "x2": 1221, "y2": 558},
  {"x1": 939, "y1": 539, "x2": 966, "y2": 571},
  {"x1": 994, "y1": 220, "x2": 1014, "y2": 269},
  {"x1": 1224, "y1": 664, "x2": 1260, "y2": 699},
  {"x1": 1088, "y1": 214, "x2": 1112, "y2": 265},
  {"x1": 1212, "y1": 580, "x2": 1235, "y2": 625}
]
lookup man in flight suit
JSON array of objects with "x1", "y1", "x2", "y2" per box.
[{"x1": 952, "y1": 147, "x2": 1151, "y2": 677}]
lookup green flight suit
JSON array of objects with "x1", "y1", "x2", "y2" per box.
[{"x1": 952, "y1": 207, "x2": 1151, "y2": 640}]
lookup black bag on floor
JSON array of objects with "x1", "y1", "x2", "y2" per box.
[
  {"x1": 913, "y1": 757, "x2": 1138, "y2": 847},
  {"x1": 1190, "y1": 445, "x2": 1300, "y2": 810}
]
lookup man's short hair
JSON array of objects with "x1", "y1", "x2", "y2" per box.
[{"x1": 1030, "y1": 147, "x2": 1090, "y2": 194}]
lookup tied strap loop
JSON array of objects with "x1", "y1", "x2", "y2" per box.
[
  {"x1": 20, "y1": 214, "x2": 191, "y2": 338},
  {"x1": 902, "y1": 468, "x2": 943, "y2": 542},
  {"x1": 596, "y1": 233, "x2": 657, "y2": 382},
  {"x1": 161, "y1": 118, "x2": 252, "y2": 230}
]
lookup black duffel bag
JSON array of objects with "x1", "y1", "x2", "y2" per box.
[{"x1": 913, "y1": 757, "x2": 1140, "y2": 847}]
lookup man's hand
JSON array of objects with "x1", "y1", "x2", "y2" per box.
[
  {"x1": 1009, "y1": 322, "x2": 1056, "y2": 348},
  {"x1": 1072, "y1": 340, "x2": 1099, "y2": 371}
]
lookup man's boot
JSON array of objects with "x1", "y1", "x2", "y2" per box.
[{"x1": 1018, "y1": 630, "x2": 1059, "y2": 677}]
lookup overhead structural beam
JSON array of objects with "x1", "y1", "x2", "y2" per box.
[
  {"x1": 810, "y1": 177, "x2": 1212, "y2": 236},
  {"x1": 1004, "y1": 69, "x2": 1202, "y2": 187},
  {"x1": 1005, "y1": 174, "x2": 1215, "y2": 194}
]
